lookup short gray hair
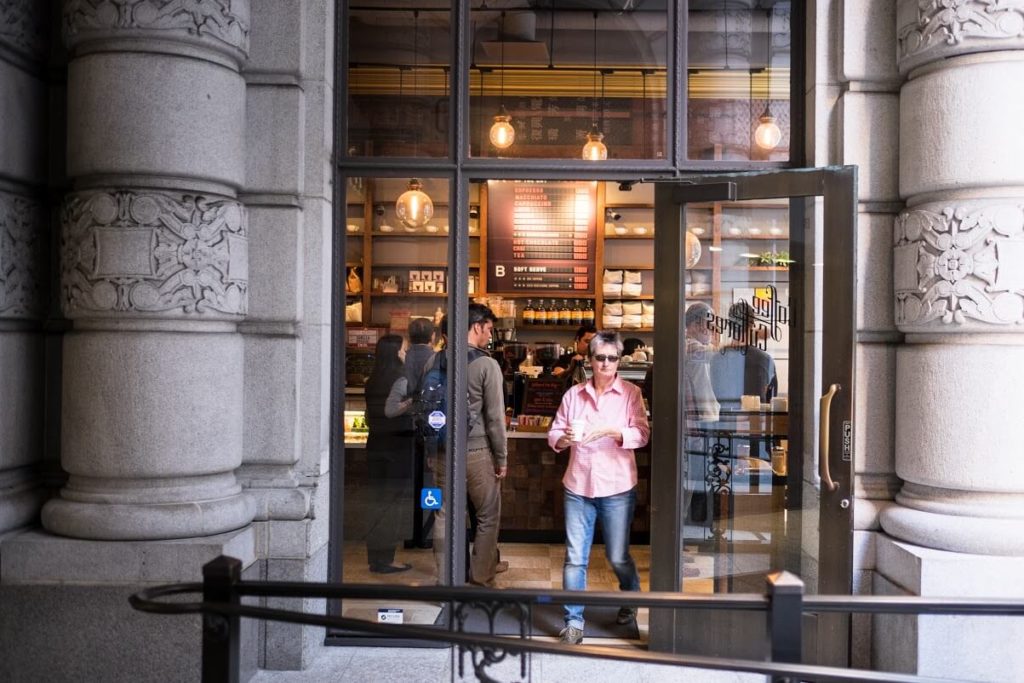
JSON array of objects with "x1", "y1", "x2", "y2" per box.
[{"x1": 589, "y1": 330, "x2": 623, "y2": 356}]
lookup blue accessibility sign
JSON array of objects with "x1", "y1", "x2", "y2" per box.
[{"x1": 421, "y1": 488, "x2": 442, "y2": 510}]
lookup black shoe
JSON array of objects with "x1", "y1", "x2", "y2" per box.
[
  {"x1": 370, "y1": 562, "x2": 412, "y2": 574},
  {"x1": 615, "y1": 607, "x2": 637, "y2": 625}
]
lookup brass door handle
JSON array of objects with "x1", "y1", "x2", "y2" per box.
[{"x1": 819, "y1": 383, "x2": 840, "y2": 492}]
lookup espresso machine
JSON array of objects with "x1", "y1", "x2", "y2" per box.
[
  {"x1": 532, "y1": 342, "x2": 562, "y2": 375},
  {"x1": 500, "y1": 342, "x2": 529, "y2": 411}
]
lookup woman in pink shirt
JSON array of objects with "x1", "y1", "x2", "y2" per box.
[{"x1": 547, "y1": 330, "x2": 651, "y2": 645}]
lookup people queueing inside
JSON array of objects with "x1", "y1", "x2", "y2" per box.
[
  {"x1": 709, "y1": 300, "x2": 779, "y2": 411},
  {"x1": 363, "y1": 334, "x2": 415, "y2": 574},
  {"x1": 547, "y1": 330, "x2": 651, "y2": 645}
]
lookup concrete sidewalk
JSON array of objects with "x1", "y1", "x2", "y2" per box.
[{"x1": 252, "y1": 645, "x2": 763, "y2": 682}]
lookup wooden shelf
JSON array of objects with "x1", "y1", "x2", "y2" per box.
[
  {"x1": 370, "y1": 292, "x2": 448, "y2": 298},
  {"x1": 723, "y1": 265, "x2": 791, "y2": 272},
  {"x1": 604, "y1": 203, "x2": 653, "y2": 209},
  {"x1": 721, "y1": 234, "x2": 790, "y2": 241},
  {"x1": 603, "y1": 265, "x2": 654, "y2": 271},
  {"x1": 519, "y1": 323, "x2": 589, "y2": 331},
  {"x1": 372, "y1": 262, "x2": 480, "y2": 268},
  {"x1": 606, "y1": 326, "x2": 655, "y2": 332},
  {"x1": 603, "y1": 294, "x2": 655, "y2": 300},
  {"x1": 604, "y1": 233, "x2": 653, "y2": 240},
  {"x1": 370, "y1": 231, "x2": 480, "y2": 238}
]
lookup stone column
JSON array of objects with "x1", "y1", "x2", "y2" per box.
[
  {"x1": 875, "y1": 2, "x2": 1024, "y2": 678},
  {"x1": 43, "y1": 0, "x2": 255, "y2": 539},
  {"x1": 0, "y1": 0, "x2": 55, "y2": 535}
]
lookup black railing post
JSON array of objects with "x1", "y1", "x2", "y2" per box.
[
  {"x1": 202, "y1": 555, "x2": 242, "y2": 683},
  {"x1": 766, "y1": 570, "x2": 804, "y2": 682}
]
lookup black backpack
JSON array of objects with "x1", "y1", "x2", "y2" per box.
[{"x1": 409, "y1": 348, "x2": 489, "y2": 456}]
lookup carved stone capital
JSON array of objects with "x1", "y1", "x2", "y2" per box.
[
  {"x1": 62, "y1": 0, "x2": 250, "y2": 62},
  {"x1": 0, "y1": 189, "x2": 46, "y2": 320},
  {"x1": 61, "y1": 189, "x2": 248, "y2": 319},
  {"x1": 894, "y1": 199, "x2": 1024, "y2": 331},
  {"x1": 0, "y1": 0, "x2": 50, "y2": 63},
  {"x1": 898, "y1": 0, "x2": 1024, "y2": 74}
]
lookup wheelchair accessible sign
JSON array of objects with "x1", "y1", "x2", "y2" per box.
[{"x1": 421, "y1": 488, "x2": 442, "y2": 510}]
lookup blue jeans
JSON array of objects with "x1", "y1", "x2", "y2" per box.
[{"x1": 563, "y1": 487, "x2": 641, "y2": 629}]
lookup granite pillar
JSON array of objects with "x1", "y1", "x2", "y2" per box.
[
  {"x1": 0, "y1": 0, "x2": 57, "y2": 535},
  {"x1": 876, "y1": 3, "x2": 1024, "y2": 679},
  {"x1": 43, "y1": 0, "x2": 255, "y2": 539}
]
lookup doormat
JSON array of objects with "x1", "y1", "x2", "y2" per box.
[{"x1": 448, "y1": 602, "x2": 640, "y2": 640}]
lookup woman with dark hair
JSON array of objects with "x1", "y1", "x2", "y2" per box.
[{"x1": 364, "y1": 334, "x2": 414, "y2": 574}]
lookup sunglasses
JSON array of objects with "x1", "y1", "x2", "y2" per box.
[{"x1": 592, "y1": 354, "x2": 620, "y2": 363}]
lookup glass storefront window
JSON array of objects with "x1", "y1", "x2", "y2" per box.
[
  {"x1": 687, "y1": 1, "x2": 792, "y2": 162},
  {"x1": 468, "y1": 3, "x2": 668, "y2": 160},
  {"x1": 347, "y1": 3, "x2": 452, "y2": 157},
  {"x1": 680, "y1": 197, "x2": 794, "y2": 594},
  {"x1": 341, "y1": 176, "x2": 456, "y2": 627}
]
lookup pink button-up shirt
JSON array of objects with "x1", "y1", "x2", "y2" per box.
[{"x1": 547, "y1": 376, "x2": 651, "y2": 498}]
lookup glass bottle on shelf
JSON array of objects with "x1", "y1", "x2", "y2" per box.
[
  {"x1": 559, "y1": 299, "x2": 571, "y2": 326},
  {"x1": 536, "y1": 299, "x2": 547, "y2": 324},
  {"x1": 582, "y1": 299, "x2": 595, "y2": 324},
  {"x1": 523, "y1": 299, "x2": 535, "y2": 325},
  {"x1": 571, "y1": 299, "x2": 583, "y2": 326},
  {"x1": 547, "y1": 299, "x2": 557, "y2": 325}
]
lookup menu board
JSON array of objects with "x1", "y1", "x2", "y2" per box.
[
  {"x1": 522, "y1": 377, "x2": 566, "y2": 417},
  {"x1": 487, "y1": 180, "x2": 597, "y2": 295}
]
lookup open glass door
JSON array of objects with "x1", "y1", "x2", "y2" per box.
[{"x1": 648, "y1": 167, "x2": 857, "y2": 666}]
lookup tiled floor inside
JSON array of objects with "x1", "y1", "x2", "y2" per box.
[{"x1": 341, "y1": 541, "x2": 734, "y2": 643}]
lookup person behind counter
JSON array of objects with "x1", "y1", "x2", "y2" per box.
[
  {"x1": 548, "y1": 330, "x2": 650, "y2": 645},
  {"x1": 709, "y1": 300, "x2": 778, "y2": 411},
  {"x1": 364, "y1": 334, "x2": 414, "y2": 574},
  {"x1": 552, "y1": 323, "x2": 598, "y2": 379}
]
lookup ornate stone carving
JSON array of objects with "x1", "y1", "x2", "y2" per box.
[
  {"x1": 899, "y1": 0, "x2": 1024, "y2": 69},
  {"x1": 0, "y1": 0, "x2": 49, "y2": 61},
  {"x1": 62, "y1": 0, "x2": 250, "y2": 55},
  {"x1": 61, "y1": 190, "x2": 248, "y2": 318},
  {"x1": 894, "y1": 202, "x2": 1024, "y2": 328},
  {"x1": 0, "y1": 190, "x2": 45, "y2": 319}
]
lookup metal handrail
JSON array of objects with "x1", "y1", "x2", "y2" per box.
[{"x1": 129, "y1": 556, "x2": 1024, "y2": 683}]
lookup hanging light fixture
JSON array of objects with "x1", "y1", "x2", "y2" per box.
[
  {"x1": 394, "y1": 12, "x2": 432, "y2": 228},
  {"x1": 754, "y1": 8, "x2": 782, "y2": 151},
  {"x1": 396, "y1": 178, "x2": 434, "y2": 228},
  {"x1": 582, "y1": 10, "x2": 607, "y2": 161},
  {"x1": 489, "y1": 11, "x2": 515, "y2": 150}
]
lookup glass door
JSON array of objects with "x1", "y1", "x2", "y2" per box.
[{"x1": 647, "y1": 167, "x2": 857, "y2": 666}]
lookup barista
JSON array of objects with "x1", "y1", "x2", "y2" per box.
[{"x1": 552, "y1": 324, "x2": 598, "y2": 378}]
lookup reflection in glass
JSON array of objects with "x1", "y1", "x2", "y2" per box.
[
  {"x1": 347, "y1": 3, "x2": 451, "y2": 157},
  {"x1": 681, "y1": 198, "x2": 798, "y2": 595},
  {"x1": 342, "y1": 176, "x2": 455, "y2": 630},
  {"x1": 687, "y1": 2, "x2": 792, "y2": 161},
  {"x1": 469, "y1": 3, "x2": 667, "y2": 160}
]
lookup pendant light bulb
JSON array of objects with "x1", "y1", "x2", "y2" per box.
[
  {"x1": 754, "y1": 113, "x2": 782, "y2": 151},
  {"x1": 395, "y1": 178, "x2": 433, "y2": 228},
  {"x1": 489, "y1": 106, "x2": 515, "y2": 149},
  {"x1": 685, "y1": 230, "x2": 702, "y2": 268},
  {"x1": 582, "y1": 125, "x2": 608, "y2": 161}
]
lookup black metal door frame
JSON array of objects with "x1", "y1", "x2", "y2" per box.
[{"x1": 648, "y1": 166, "x2": 857, "y2": 665}]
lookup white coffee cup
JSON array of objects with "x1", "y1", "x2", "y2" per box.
[
  {"x1": 740, "y1": 395, "x2": 761, "y2": 411},
  {"x1": 570, "y1": 419, "x2": 586, "y2": 443}
]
